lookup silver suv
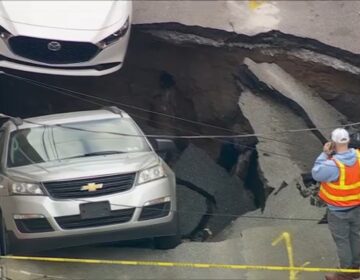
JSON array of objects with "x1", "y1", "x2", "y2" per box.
[{"x1": 0, "y1": 108, "x2": 179, "y2": 254}]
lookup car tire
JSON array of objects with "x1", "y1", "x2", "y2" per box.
[
  {"x1": 153, "y1": 234, "x2": 181, "y2": 250},
  {"x1": 0, "y1": 215, "x2": 10, "y2": 256}
]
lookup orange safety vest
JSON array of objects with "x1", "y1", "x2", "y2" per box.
[{"x1": 319, "y1": 150, "x2": 360, "y2": 207}]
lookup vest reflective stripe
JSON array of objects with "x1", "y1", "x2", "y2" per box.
[
  {"x1": 319, "y1": 190, "x2": 360, "y2": 207},
  {"x1": 320, "y1": 188, "x2": 360, "y2": 202},
  {"x1": 327, "y1": 181, "x2": 360, "y2": 190},
  {"x1": 321, "y1": 183, "x2": 360, "y2": 196},
  {"x1": 319, "y1": 150, "x2": 360, "y2": 207}
]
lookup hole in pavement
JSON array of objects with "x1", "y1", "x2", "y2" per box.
[
  {"x1": 244, "y1": 150, "x2": 274, "y2": 212},
  {"x1": 1, "y1": 23, "x2": 360, "y2": 246},
  {"x1": 217, "y1": 140, "x2": 241, "y2": 173}
]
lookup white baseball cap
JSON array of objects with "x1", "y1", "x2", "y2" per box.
[{"x1": 331, "y1": 128, "x2": 350, "y2": 144}]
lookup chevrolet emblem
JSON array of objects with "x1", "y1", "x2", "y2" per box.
[{"x1": 80, "y1": 183, "x2": 103, "y2": 192}]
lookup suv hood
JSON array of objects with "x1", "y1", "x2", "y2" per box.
[
  {"x1": 6, "y1": 152, "x2": 159, "y2": 182},
  {"x1": 0, "y1": 0, "x2": 128, "y2": 30}
]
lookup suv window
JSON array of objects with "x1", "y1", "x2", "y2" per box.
[{"x1": 7, "y1": 118, "x2": 151, "y2": 168}]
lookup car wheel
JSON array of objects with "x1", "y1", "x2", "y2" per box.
[
  {"x1": 153, "y1": 234, "x2": 181, "y2": 250},
  {"x1": 0, "y1": 216, "x2": 9, "y2": 256}
]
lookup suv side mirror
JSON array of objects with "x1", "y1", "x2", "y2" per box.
[{"x1": 153, "y1": 139, "x2": 176, "y2": 153}]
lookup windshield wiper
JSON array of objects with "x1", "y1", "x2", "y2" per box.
[
  {"x1": 82, "y1": 151, "x2": 126, "y2": 157},
  {"x1": 61, "y1": 151, "x2": 126, "y2": 160}
]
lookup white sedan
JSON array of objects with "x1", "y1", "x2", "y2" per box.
[{"x1": 0, "y1": 1, "x2": 132, "y2": 76}]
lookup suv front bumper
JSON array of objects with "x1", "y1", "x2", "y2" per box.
[
  {"x1": 0, "y1": 176, "x2": 177, "y2": 253},
  {"x1": 8, "y1": 212, "x2": 178, "y2": 253}
]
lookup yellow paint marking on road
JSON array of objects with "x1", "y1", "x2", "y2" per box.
[
  {"x1": 272, "y1": 232, "x2": 297, "y2": 280},
  {"x1": 2, "y1": 255, "x2": 360, "y2": 274},
  {"x1": 248, "y1": 0, "x2": 265, "y2": 10}
]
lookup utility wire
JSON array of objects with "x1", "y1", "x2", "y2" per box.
[
  {"x1": 8, "y1": 113, "x2": 294, "y2": 159},
  {"x1": 4, "y1": 69, "x2": 360, "y2": 171},
  {"x1": 4, "y1": 71, "x2": 360, "y2": 138},
  {"x1": 12, "y1": 113, "x2": 360, "y2": 164},
  {"x1": 0, "y1": 74, "x2": 294, "y2": 158},
  {"x1": 3, "y1": 72, "x2": 250, "y2": 133},
  {"x1": 1, "y1": 74, "x2": 356, "y2": 167},
  {"x1": 0, "y1": 80, "x2": 353, "y2": 163},
  {"x1": 0, "y1": 74, "x2": 353, "y2": 163},
  {"x1": 129, "y1": 112, "x2": 293, "y2": 158},
  {"x1": 2, "y1": 71, "x2": 293, "y2": 146}
]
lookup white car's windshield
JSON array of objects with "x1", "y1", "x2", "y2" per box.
[{"x1": 7, "y1": 118, "x2": 150, "y2": 168}]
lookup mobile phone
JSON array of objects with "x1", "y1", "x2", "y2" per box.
[{"x1": 329, "y1": 141, "x2": 336, "y2": 154}]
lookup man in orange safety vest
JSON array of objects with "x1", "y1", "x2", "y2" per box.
[{"x1": 313, "y1": 128, "x2": 360, "y2": 280}]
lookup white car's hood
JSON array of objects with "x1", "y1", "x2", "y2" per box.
[
  {"x1": 6, "y1": 152, "x2": 159, "y2": 182},
  {"x1": 0, "y1": 0, "x2": 128, "y2": 30}
]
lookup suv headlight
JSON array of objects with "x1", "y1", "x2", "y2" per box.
[
  {"x1": 136, "y1": 165, "x2": 165, "y2": 185},
  {"x1": 96, "y1": 17, "x2": 130, "y2": 49},
  {"x1": 10, "y1": 182, "x2": 44, "y2": 195},
  {"x1": 0, "y1": 26, "x2": 12, "y2": 40}
]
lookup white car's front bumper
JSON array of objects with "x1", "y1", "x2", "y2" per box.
[
  {"x1": 0, "y1": 58, "x2": 123, "y2": 76},
  {"x1": 0, "y1": 28, "x2": 131, "y2": 76}
]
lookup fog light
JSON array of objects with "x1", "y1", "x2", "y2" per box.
[
  {"x1": 144, "y1": 196, "x2": 171, "y2": 206},
  {"x1": 140, "y1": 200, "x2": 171, "y2": 221},
  {"x1": 13, "y1": 214, "x2": 45, "y2": 220},
  {"x1": 14, "y1": 215, "x2": 53, "y2": 233}
]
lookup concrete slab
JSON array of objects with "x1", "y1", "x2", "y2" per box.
[
  {"x1": 174, "y1": 144, "x2": 256, "y2": 236},
  {"x1": 243, "y1": 58, "x2": 347, "y2": 139},
  {"x1": 238, "y1": 89, "x2": 324, "y2": 221}
]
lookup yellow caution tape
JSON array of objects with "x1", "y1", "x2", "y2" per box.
[{"x1": 1, "y1": 255, "x2": 360, "y2": 274}]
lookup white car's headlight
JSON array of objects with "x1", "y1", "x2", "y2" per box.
[
  {"x1": 10, "y1": 182, "x2": 44, "y2": 195},
  {"x1": 136, "y1": 165, "x2": 166, "y2": 185},
  {"x1": 97, "y1": 17, "x2": 130, "y2": 49}
]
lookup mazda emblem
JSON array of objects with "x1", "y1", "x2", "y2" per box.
[{"x1": 47, "y1": 41, "x2": 62, "y2": 52}]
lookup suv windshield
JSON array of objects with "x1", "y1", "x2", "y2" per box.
[{"x1": 7, "y1": 118, "x2": 151, "y2": 168}]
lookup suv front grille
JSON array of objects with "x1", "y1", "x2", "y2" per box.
[
  {"x1": 43, "y1": 173, "x2": 136, "y2": 199},
  {"x1": 55, "y1": 208, "x2": 135, "y2": 229},
  {"x1": 8, "y1": 36, "x2": 99, "y2": 64}
]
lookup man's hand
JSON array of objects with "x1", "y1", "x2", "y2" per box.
[{"x1": 323, "y1": 142, "x2": 335, "y2": 156}]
